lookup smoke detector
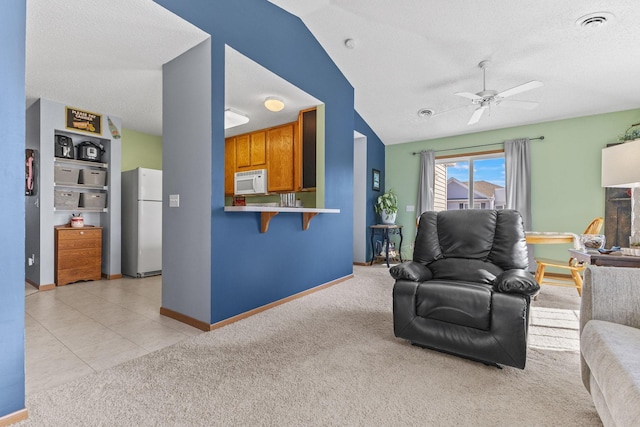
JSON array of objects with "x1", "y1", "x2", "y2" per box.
[{"x1": 576, "y1": 12, "x2": 614, "y2": 28}]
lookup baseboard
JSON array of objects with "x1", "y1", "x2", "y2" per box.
[
  {"x1": 160, "y1": 274, "x2": 354, "y2": 332},
  {"x1": 26, "y1": 278, "x2": 54, "y2": 291},
  {"x1": 160, "y1": 307, "x2": 210, "y2": 331},
  {"x1": 102, "y1": 273, "x2": 123, "y2": 280},
  {"x1": 352, "y1": 262, "x2": 369, "y2": 266},
  {"x1": 0, "y1": 408, "x2": 28, "y2": 426},
  {"x1": 209, "y1": 274, "x2": 353, "y2": 331}
]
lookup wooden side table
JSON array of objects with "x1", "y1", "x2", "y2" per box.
[
  {"x1": 369, "y1": 224, "x2": 403, "y2": 268},
  {"x1": 568, "y1": 249, "x2": 640, "y2": 268}
]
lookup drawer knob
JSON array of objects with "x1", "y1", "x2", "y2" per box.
[{"x1": 80, "y1": 231, "x2": 84, "y2": 234}]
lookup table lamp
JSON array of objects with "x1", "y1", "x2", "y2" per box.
[{"x1": 601, "y1": 138, "x2": 640, "y2": 244}]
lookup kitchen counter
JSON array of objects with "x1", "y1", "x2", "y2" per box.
[{"x1": 224, "y1": 206, "x2": 340, "y2": 232}]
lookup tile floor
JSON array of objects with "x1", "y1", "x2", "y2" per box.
[{"x1": 24, "y1": 276, "x2": 203, "y2": 394}]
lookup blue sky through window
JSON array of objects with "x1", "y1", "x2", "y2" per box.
[{"x1": 446, "y1": 157, "x2": 505, "y2": 187}]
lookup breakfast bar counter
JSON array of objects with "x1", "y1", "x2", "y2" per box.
[{"x1": 224, "y1": 206, "x2": 340, "y2": 233}]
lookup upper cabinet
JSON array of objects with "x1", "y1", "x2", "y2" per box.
[
  {"x1": 236, "y1": 131, "x2": 266, "y2": 171},
  {"x1": 267, "y1": 122, "x2": 296, "y2": 193},
  {"x1": 224, "y1": 137, "x2": 236, "y2": 195},
  {"x1": 299, "y1": 108, "x2": 317, "y2": 190}
]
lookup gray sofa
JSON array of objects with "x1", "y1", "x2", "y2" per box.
[{"x1": 580, "y1": 266, "x2": 640, "y2": 427}]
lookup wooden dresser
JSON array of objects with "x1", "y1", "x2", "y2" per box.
[{"x1": 54, "y1": 226, "x2": 102, "y2": 286}]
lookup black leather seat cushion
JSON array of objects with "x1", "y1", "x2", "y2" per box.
[{"x1": 416, "y1": 280, "x2": 492, "y2": 330}]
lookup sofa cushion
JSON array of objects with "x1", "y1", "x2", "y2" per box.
[
  {"x1": 415, "y1": 280, "x2": 493, "y2": 331},
  {"x1": 581, "y1": 320, "x2": 640, "y2": 427}
]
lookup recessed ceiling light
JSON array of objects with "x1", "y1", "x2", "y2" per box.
[
  {"x1": 344, "y1": 38, "x2": 356, "y2": 49},
  {"x1": 576, "y1": 12, "x2": 614, "y2": 28},
  {"x1": 417, "y1": 108, "x2": 434, "y2": 118}
]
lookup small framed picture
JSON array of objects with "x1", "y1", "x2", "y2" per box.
[{"x1": 372, "y1": 169, "x2": 381, "y2": 191}]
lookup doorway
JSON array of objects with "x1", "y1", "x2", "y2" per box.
[{"x1": 353, "y1": 131, "x2": 367, "y2": 263}]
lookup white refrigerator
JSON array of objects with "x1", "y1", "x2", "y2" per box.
[{"x1": 121, "y1": 168, "x2": 162, "y2": 277}]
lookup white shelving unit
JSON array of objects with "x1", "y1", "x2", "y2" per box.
[{"x1": 25, "y1": 98, "x2": 122, "y2": 288}]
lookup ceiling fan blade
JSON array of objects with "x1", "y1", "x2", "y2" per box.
[
  {"x1": 455, "y1": 92, "x2": 482, "y2": 101},
  {"x1": 496, "y1": 80, "x2": 543, "y2": 98},
  {"x1": 468, "y1": 106, "x2": 486, "y2": 125},
  {"x1": 497, "y1": 99, "x2": 539, "y2": 110}
]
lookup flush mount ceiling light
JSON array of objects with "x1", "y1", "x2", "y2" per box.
[
  {"x1": 264, "y1": 97, "x2": 285, "y2": 112},
  {"x1": 417, "y1": 108, "x2": 434, "y2": 118},
  {"x1": 224, "y1": 108, "x2": 249, "y2": 129},
  {"x1": 576, "y1": 12, "x2": 614, "y2": 28}
]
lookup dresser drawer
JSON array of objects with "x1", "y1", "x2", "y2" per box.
[{"x1": 56, "y1": 228, "x2": 102, "y2": 241}]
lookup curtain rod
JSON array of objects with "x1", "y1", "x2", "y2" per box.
[{"x1": 411, "y1": 136, "x2": 544, "y2": 155}]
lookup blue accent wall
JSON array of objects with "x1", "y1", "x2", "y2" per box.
[
  {"x1": 156, "y1": 0, "x2": 356, "y2": 322},
  {"x1": 355, "y1": 112, "x2": 386, "y2": 261},
  {"x1": 0, "y1": 0, "x2": 26, "y2": 418}
]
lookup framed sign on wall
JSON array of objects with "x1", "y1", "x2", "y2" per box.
[{"x1": 372, "y1": 169, "x2": 380, "y2": 191}]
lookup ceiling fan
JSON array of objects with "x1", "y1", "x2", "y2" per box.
[{"x1": 454, "y1": 60, "x2": 543, "y2": 125}]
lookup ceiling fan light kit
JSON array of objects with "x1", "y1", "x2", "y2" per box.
[{"x1": 453, "y1": 60, "x2": 543, "y2": 125}]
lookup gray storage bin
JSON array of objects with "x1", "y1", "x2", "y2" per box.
[
  {"x1": 80, "y1": 192, "x2": 107, "y2": 209},
  {"x1": 54, "y1": 191, "x2": 80, "y2": 209},
  {"x1": 79, "y1": 169, "x2": 107, "y2": 186},
  {"x1": 54, "y1": 166, "x2": 79, "y2": 184}
]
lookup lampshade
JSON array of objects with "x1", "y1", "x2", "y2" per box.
[
  {"x1": 224, "y1": 108, "x2": 249, "y2": 129},
  {"x1": 264, "y1": 97, "x2": 285, "y2": 112},
  {"x1": 601, "y1": 139, "x2": 640, "y2": 188}
]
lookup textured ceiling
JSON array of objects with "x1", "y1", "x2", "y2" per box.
[
  {"x1": 269, "y1": 0, "x2": 640, "y2": 144},
  {"x1": 26, "y1": 0, "x2": 208, "y2": 136},
  {"x1": 26, "y1": 1, "x2": 640, "y2": 144}
]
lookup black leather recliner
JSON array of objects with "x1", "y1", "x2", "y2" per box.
[{"x1": 390, "y1": 209, "x2": 539, "y2": 369}]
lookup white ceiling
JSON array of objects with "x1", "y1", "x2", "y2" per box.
[
  {"x1": 26, "y1": 0, "x2": 208, "y2": 136},
  {"x1": 224, "y1": 46, "x2": 321, "y2": 138},
  {"x1": 26, "y1": 0, "x2": 640, "y2": 144}
]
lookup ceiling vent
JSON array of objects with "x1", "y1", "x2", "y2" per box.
[
  {"x1": 417, "y1": 108, "x2": 434, "y2": 118},
  {"x1": 576, "y1": 12, "x2": 614, "y2": 28}
]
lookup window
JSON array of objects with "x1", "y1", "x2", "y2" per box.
[{"x1": 435, "y1": 152, "x2": 505, "y2": 211}]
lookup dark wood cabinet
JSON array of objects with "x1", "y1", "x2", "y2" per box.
[{"x1": 300, "y1": 108, "x2": 317, "y2": 189}]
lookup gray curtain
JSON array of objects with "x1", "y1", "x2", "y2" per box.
[
  {"x1": 505, "y1": 138, "x2": 533, "y2": 270},
  {"x1": 416, "y1": 150, "x2": 435, "y2": 219}
]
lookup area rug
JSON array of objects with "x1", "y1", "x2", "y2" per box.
[{"x1": 19, "y1": 266, "x2": 601, "y2": 426}]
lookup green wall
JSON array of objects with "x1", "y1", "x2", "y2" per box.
[
  {"x1": 121, "y1": 128, "x2": 162, "y2": 171},
  {"x1": 386, "y1": 108, "x2": 640, "y2": 261}
]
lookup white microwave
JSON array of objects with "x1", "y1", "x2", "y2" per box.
[{"x1": 234, "y1": 169, "x2": 267, "y2": 195}]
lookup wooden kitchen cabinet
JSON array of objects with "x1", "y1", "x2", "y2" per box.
[
  {"x1": 54, "y1": 226, "x2": 102, "y2": 286},
  {"x1": 236, "y1": 131, "x2": 266, "y2": 171},
  {"x1": 267, "y1": 123, "x2": 296, "y2": 192},
  {"x1": 225, "y1": 137, "x2": 236, "y2": 195}
]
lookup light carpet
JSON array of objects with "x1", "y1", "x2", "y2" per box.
[{"x1": 19, "y1": 266, "x2": 601, "y2": 426}]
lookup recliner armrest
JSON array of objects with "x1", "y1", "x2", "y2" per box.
[
  {"x1": 390, "y1": 261, "x2": 433, "y2": 282},
  {"x1": 493, "y1": 269, "x2": 539, "y2": 296}
]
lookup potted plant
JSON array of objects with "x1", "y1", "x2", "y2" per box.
[
  {"x1": 375, "y1": 189, "x2": 398, "y2": 224},
  {"x1": 618, "y1": 123, "x2": 640, "y2": 142}
]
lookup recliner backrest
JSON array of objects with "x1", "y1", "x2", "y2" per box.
[{"x1": 413, "y1": 210, "x2": 529, "y2": 278}]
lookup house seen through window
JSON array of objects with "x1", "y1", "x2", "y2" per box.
[{"x1": 435, "y1": 152, "x2": 505, "y2": 211}]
